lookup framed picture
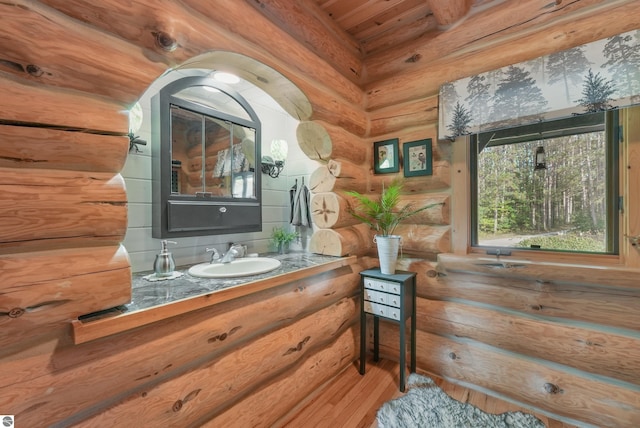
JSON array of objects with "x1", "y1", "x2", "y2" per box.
[
  {"x1": 374, "y1": 138, "x2": 399, "y2": 174},
  {"x1": 403, "y1": 139, "x2": 432, "y2": 177}
]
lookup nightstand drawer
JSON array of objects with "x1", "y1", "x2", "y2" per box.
[
  {"x1": 363, "y1": 288, "x2": 389, "y2": 305},
  {"x1": 363, "y1": 301, "x2": 401, "y2": 320},
  {"x1": 363, "y1": 277, "x2": 401, "y2": 295}
]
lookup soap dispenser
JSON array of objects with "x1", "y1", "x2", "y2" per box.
[{"x1": 154, "y1": 240, "x2": 177, "y2": 277}]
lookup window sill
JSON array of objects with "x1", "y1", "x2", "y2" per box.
[{"x1": 71, "y1": 253, "x2": 355, "y2": 345}]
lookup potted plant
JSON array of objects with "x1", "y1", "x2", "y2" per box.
[
  {"x1": 270, "y1": 226, "x2": 299, "y2": 254},
  {"x1": 346, "y1": 178, "x2": 439, "y2": 274}
]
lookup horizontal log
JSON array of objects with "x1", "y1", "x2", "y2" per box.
[
  {"x1": 0, "y1": 245, "x2": 131, "y2": 351},
  {"x1": 0, "y1": 72, "x2": 128, "y2": 133},
  {"x1": 425, "y1": 0, "x2": 473, "y2": 27},
  {"x1": 378, "y1": 326, "x2": 640, "y2": 427},
  {"x1": 309, "y1": 224, "x2": 372, "y2": 256},
  {"x1": 438, "y1": 253, "x2": 640, "y2": 290},
  {"x1": 397, "y1": 193, "x2": 450, "y2": 225},
  {"x1": 308, "y1": 164, "x2": 369, "y2": 194},
  {"x1": 243, "y1": 0, "x2": 363, "y2": 82},
  {"x1": 1, "y1": 264, "x2": 362, "y2": 425},
  {"x1": 417, "y1": 298, "x2": 640, "y2": 384},
  {"x1": 1, "y1": 269, "x2": 132, "y2": 350},
  {"x1": 203, "y1": 325, "x2": 359, "y2": 427},
  {"x1": 394, "y1": 224, "x2": 451, "y2": 254},
  {"x1": 0, "y1": 125, "x2": 128, "y2": 173},
  {"x1": 75, "y1": 297, "x2": 358, "y2": 427},
  {"x1": 422, "y1": 263, "x2": 640, "y2": 331},
  {"x1": 361, "y1": 9, "x2": 438, "y2": 56},
  {"x1": 368, "y1": 95, "x2": 439, "y2": 137},
  {"x1": 366, "y1": 161, "x2": 451, "y2": 193},
  {"x1": 327, "y1": 159, "x2": 368, "y2": 181},
  {"x1": 310, "y1": 192, "x2": 360, "y2": 229},
  {"x1": 297, "y1": 121, "x2": 367, "y2": 164},
  {"x1": 0, "y1": 168, "x2": 127, "y2": 249},
  {"x1": 0, "y1": 0, "x2": 166, "y2": 105}
]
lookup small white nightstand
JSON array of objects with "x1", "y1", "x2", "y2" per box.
[{"x1": 359, "y1": 268, "x2": 416, "y2": 392}]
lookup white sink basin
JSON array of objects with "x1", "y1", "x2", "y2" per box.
[{"x1": 188, "y1": 257, "x2": 282, "y2": 278}]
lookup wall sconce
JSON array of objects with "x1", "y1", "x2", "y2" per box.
[
  {"x1": 534, "y1": 146, "x2": 546, "y2": 170},
  {"x1": 261, "y1": 139, "x2": 288, "y2": 178},
  {"x1": 261, "y1": 156, "x2": 285, "y2": 178},
  {"x1": 129, "y1": 132, "x2": 147, "y2": 153}
]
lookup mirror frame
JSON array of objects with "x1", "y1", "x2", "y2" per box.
[{"x1": 151, "y1": 76, "x2": 262, "y2": 238}]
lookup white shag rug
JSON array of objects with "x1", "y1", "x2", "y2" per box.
[{"x1": 377, "y1": 374, "x2": 545, "y2": 428}]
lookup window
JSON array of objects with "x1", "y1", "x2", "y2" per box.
[{"x1": 471, "y1": 111, "x2": 619, "y2": 255}]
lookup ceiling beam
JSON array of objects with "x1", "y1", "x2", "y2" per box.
[
  {"x1": 363, "y1": 0, "x2": 639, "y2": 85},
  {"x1": 246, "y1": 0, "x2": 364, "y2": 83}
]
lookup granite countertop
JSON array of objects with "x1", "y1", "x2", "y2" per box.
[{"x1": 127, "y1": 252, "x2": 342, "y2": 313}]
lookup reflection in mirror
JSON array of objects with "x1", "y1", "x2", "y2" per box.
[{"x1": 169, "y1": 107, "x2": 257, "y2": 199}]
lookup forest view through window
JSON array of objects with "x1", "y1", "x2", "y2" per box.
[{"x1": 471, "y1": 111, "x2": 618, "y2": 254}]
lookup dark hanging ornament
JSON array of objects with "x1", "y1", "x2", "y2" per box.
[{"x1": 534, "y1": 146, "x2": 546, "y2": 170}]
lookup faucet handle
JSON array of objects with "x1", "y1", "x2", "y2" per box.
[
  {"x1": 206, "y1": 247, "x2": 221, "y2": 262},
  {"x1": 229, "y1": 243, "x2": 246, "y2": 258}
]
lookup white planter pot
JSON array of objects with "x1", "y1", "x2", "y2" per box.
[{"x1": 374, "y1": 235, "x2": 401, "y2": 274}]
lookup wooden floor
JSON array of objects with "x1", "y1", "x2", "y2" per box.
[{"x1": 277, "y1": 358, "x2": 579, "y2": 428}]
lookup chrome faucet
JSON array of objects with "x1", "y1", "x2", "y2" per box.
[
  {"x1": 219, "y1": 243, "x2": 246, "y2": 263},
  {"x1": 206, "y1": 247, "x2": 221, "y2": 263}
]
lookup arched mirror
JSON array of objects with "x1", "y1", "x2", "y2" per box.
[{"x1": 152, "y1": 76, "x2": 261, "y2": 238}]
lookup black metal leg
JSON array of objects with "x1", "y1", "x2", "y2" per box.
[
  {"x1": 373, "y1": 316, "x2": 380, "y2": 362},
  {"x1": 411, "y1": 280, "x2": 417, "y2": 373},
  {"x1": 360, "y1": 309, "x2": 366, "y2": 375},
  {"x1": 399, "y1": 317, "x2": 406, "y2": 392}
]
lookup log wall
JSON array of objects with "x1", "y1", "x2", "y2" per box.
[
  {"x1": 1, "y1": 1, "x2": 639, "y2": 427},
  {"x1": 372, "y1": 256, "x2": 640, "y2": 427}
]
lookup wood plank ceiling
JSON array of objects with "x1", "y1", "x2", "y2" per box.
[{"x1": 313, "y1": 0, "x2": 482, "y2": 57}]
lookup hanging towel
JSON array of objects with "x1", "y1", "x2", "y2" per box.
[
  {"x1": 289, "y1": 179, "x2": 297, "y2": 224},
  {"x1": 302, "y1": 178, "x2": 312, "y2": 226},
  {"x1": 292, "y1": 177, "x2": 312, "y2": 227}
]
